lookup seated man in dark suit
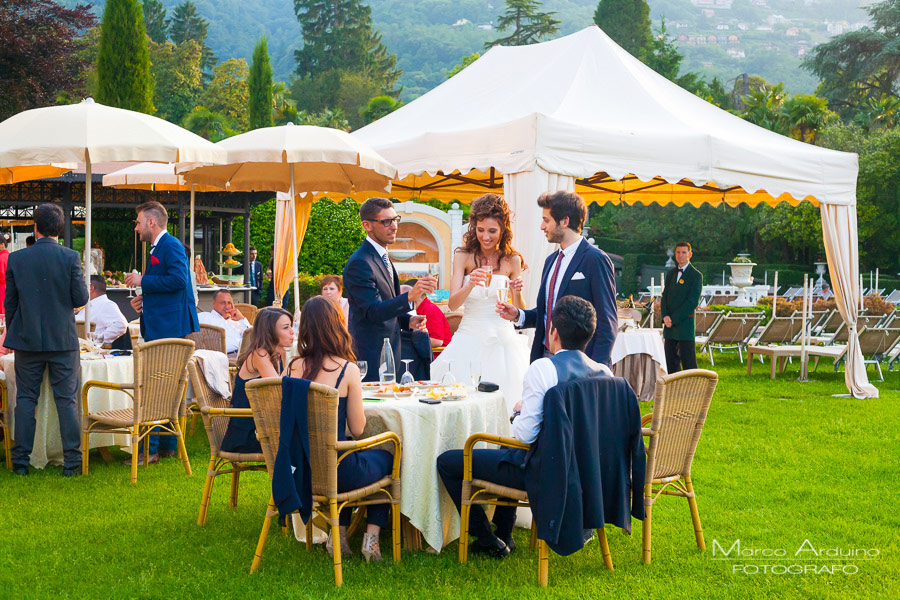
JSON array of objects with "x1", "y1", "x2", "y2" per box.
[{"x1": 437, "y1": 296, "x2": 611, "y2": 557}]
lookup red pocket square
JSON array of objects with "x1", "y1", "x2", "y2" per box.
[{"x1": 151, "y1": 255, "x2": 160, "y2": 266}]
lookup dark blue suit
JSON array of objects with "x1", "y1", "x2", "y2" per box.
[
  {"x1": 522, "y1": 239, "x2": 618, "y2": 365},
  {"x1": 139, "y1": 231, "x2": 198, "y2": 454},
  {"x1": 342, "y1": 240, "x2": 411, "y2": 382}
]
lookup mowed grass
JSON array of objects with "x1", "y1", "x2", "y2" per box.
[{"x1": 1, "y1": 352, "x2": 898, "y2": 599}]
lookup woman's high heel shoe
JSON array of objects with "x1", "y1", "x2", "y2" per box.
[
  {"x1": 361, "y1": 532, "x2": 383, "y2": 562},
  {"x1": 326, "y1": 530, "x2": 353, "y2": 557}
]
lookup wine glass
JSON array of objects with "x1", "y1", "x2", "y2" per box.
[
  {"x1": 482, "y1": 264, "x2": 493, "y2": 287},
  {"x1": 400, "y1": 359, "x2": 415, "y2": 385},
  {"x1": 357, "y1": 360, "x2": 368, "y2": 380},
  {"x1": 495, "y1": 277, "x2": 509, "y2": 303},
  {"x1": 439, "y1": 360, "x2": 457, "y2": 386},
  {"x1": 127, "y1": 269, "x2": 139, "y2": 298},
  {"x1": 90, "y1": 331, "x2": 104, "y2": 356},
  {"x1": 470, "y1": 360, "x2": 481, "y2": 388}
]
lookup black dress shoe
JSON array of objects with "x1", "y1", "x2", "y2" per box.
[
  {"x1": 499, "y1": 534, "x2": 517, "y2": 553},
  {"x1": 13, "y1": 464, "x2": 28, "y2": 476},
  {"x1": 61, "y1": 467, "x2": 80, "y2": 477},
  {"x1": 469, "y1": 535, "x2": 510, "y2": 559}
]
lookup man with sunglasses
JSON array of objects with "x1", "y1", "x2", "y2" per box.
[{"x1": 343, "y1": 198, "x2": 437, "y2": 381}]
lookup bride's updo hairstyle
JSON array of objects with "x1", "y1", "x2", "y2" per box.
[{"x1": 459, "y1": 193, "x2": 524, "y2": 269}]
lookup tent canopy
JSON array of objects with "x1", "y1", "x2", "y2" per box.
[{"x1": 354, "y1": 26, "x2": 857, "y2": 208}]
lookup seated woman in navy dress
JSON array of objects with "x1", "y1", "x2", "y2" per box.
[
  {"x1": 287, "y1": 296, "x2": 393, "y2": 563},
  {"x1": 220, "y1": 307, "x2": 294, "y2": 454}
]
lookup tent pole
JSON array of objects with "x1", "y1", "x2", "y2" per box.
[
  {"x1": 190, "y1": 184, "x2": 195, "y2": 265},
  {"x1": 289, "y1": 168, "x2": 301, "y2": 316},
  {"x1": 83, "y1": 153, "x2": 92, "y2": 333},
  {"x1": 799, "y1": 274, "x2": 809, "y2": 381}
]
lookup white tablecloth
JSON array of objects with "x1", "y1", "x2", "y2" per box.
[
  {"x1": 361, "y1": 389, "x2": 510, "y2": 552},
  {"x1": 610, "y1": 328, "x2": 668, "y2": 370},
  {"x1": 1, "y1": 353, "x2": 134, "y2": 468}
]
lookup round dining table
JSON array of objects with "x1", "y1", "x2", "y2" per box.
[
  {"x1": 360, "y1": 387, "x2": 511, "y2": 552},
  {"x1": 610, "y1": 328, "x2": 668, "y2": 402},
  {"x1": 1, "y1": 352, "x2": 134, "y2": 468}
]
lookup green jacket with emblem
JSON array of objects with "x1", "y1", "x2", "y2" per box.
[{"x1": 661, "y1": 263, "x2": 703, "y2": 340}]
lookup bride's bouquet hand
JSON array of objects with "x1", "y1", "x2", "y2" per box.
[{"x1": 496, "y1": 301, "x2": 518, "y2": 321}]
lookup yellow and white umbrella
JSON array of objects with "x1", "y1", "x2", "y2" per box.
[
  {"x1": 0, "y1": 98, "x2": 224, "y2": 326},
  {"x1": 181, "y1": 123, "x2": 397, "y2": 312}
]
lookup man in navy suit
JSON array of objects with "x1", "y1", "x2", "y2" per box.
[
  {"x1": 498, "y1": 190, "x2": 618, "y2": 365},
  {"x1": 125, "y1": 201, "x2": 199, "y2": 463},
  {"x1": 235, "y1": 246, "x2": 263, "y2": 305},
  {"x1": 343, "y1": 198, "x2": 436, "y2": 381}
]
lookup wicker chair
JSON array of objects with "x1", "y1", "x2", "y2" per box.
[
  {"x1": 234, "y1": 303, "x2": 259, "y2": 325},
  {"x1": 245, "y1": 377, "x2": 402, "y2": 586},
  {"x1": 81, "y1": 338, "x2": 195, "y2": 484},
  {"x1": 458, "y1": 433, "x2": 614, "y2": 587},
  {"x1": 187, "y1": 323, "x2": 227, "y2": 353},
  {"x1": 188, "y1": 359, "x2": 266, "y2": 526},
  {"x1": 641, "y1": 369, "x2": 718, "y2": 564},
  {"x1": 0, "y1": 378, "x2": 11, "y2": 469},
  {"x1": 75, "y1": 320, "x2": 96, "y2": 340}
]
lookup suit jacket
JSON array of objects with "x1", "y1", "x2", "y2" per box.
[
  {"x1": 3, "y1": 238, "x2": 89, "y2": 352},
  {"x1": 522, "y1": 240, "x2": 618, "y2": 365},
  {"x1": 235, "y1": 260, "x2": 263, "y2": 291},
  {"x1": 140, "y1": 231, "x2": 199, "y2": 342},
  {"x1": 523, "y1": 376, "x2": 646, "y2": 556},
  {"x1": 343, "y1": 240, "x2": 411, "y2": 381},
  {"x1": 661, "y1": 263, "x2": 703, "y2": 340},
  {"x1": 271, "y1": 377, "x2": 313, "y2": 524}
]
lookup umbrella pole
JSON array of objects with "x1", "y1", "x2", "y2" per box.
[
  {"x1": 83, "y1": 153, "x2": 92, "y2": 332},
  {"x1": 190, "y1": 184, "x2": 195, "y2": 265},
  {"x1": 290, "y1": 169, "x2": 301, "y2": 316}
]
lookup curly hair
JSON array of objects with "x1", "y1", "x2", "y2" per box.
[{"x1": 458, "y1": 193, "x2": 523, "y2": 268}]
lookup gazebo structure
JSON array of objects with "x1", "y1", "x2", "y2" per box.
[{"x1": 355, "y1": 25, "x2": 875, "y2": 398}]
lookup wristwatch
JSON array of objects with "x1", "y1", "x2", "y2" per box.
[{"x1": 510, "y1": 410, "x2": 521, "y2": 424}]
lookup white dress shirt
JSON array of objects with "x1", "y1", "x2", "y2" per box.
[
  {"x1": 516, "y1": 237, "x2": 584, "y2": 326},
  {"x1": 511, "y1": 349, "x2": 612, "y2": 444},
  {"x1": 197, "y1": 310, "x2": 250, "y2": 353},
  {"x1": 75, "y1": 294, "x2": 128, "y2": 344}
]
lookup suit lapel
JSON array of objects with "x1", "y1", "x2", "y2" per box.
[
  {"x1": 555, "y1": 240, "x2": 589, "y2": 299},
  {"x1": 364, "y1": 241, "x2": 395, "y2": 297}
]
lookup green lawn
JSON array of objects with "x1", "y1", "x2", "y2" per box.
[{"x1": 2, "y1": 353, "x2": 898, "y2": 599}]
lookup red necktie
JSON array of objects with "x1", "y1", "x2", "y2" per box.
[{"x1": 544, "y1": 251, "x2": 564, "y2": 350}]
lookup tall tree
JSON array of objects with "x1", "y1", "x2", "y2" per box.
[
  {"x1": 593, "y1": 0, "x2": 653, "y2": 60},
  {"x1": 0, "y1": 0, "x2": 97, "y2": 120},
  {"x1": 248, "y1": 36, "x2": 275, "y2": 130},
  {"x1": 201, "y1": 58, "x2": 249, "y2": 132},
  {"x1": 168, "y1": 1, "x2": 216, "y2": 74},
  {"x1": 142, "y1": 0, "x2": 168, "y2": 43},
  {"x1": 96, "y1": 0, "x2": 154, "y2": 113},
  {"x1": 149, "y1": 39, "x2": 203, "y2": 124},
  {"x1": 292, "y1": 0, "x2": 401, "y2": 115},
  {"x1": 782, "y1": 94, "x2": 831, "y2": 143},
  {"x1": 486, "y1": 0, "x2": 560, "y2": 49}
]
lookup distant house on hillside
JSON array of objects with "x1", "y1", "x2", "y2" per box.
[
  {"x1": 702, "y1": 8, "x2": 715, "y2": 17},
  {"x1": 786, "y1": 27, "x2": 800, "y2": 36},
  {"x1": 452, "y1": 19, "x2": 470, "y2": 27},
  {"x1": 727, "y1": 48, "x2": 746, "y2": 58},
  {"x1": 728, "y1": 34, "x2": 740, "y2": 43}
]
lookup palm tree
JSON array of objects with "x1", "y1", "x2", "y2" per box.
[
  {"x1": 182, "y1": 106, "x2": 227, "y2": 140},
  {"x1": 781, "y1": 94, "x2": 831, "y2": 142}
]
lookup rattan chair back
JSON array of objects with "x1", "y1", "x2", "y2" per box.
[
  {"x1": 75, "y1": 321, "x2": 96, "y2": 340},
  {"x1": 706, "y1": 313, "x2": 764, "y2": 344},
  {"x1": 755, "y1": 316, "x2": 804, "y2": 345},
  {"x1": 245, "y1": 377, "x2": 340, "y2": 498},
  {"x1": 132, "y1": 338, "x2": 195, "y2": 425},
  {"x1": 694, "y1": 311, "x2": 723, "y2": 336},
  {"x1": 188, "y1": 358, "x2": 230, "y2": 454},
  {"x1": 187, "y1": 323, "x2": 227, "y2": 353},
  {"x1": 646, "y1": 369, "x2": 718, "y2": 481},
  {"x1": 237, "y1": 327, "x2": 253, "y2": 359},
  {"x1": 235, "y1": 303, "x2": 259, "y2": 325}
]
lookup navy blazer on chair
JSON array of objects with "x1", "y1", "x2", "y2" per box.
[
  {"x1": 521, "y1": 240, "x2": 618, "y2": 365},
  {"x1": 343, "y1": 240, "x2": 412, "y2": 381},
  {"x1": 140, "y1": 231, "x2": 199, "y2": 341},
  {"x1": 523, "y1": 376, "x2": 646, "y2": 556},
  {"x1": 271, "y1": 377, "x2": 313, "y2": 524}
]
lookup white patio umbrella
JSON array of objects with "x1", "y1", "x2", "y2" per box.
[
  {"x1": 0, "y1": 98, "x2": 224, "y2": 328},
  {"x1": 180, "y1": 123, "x2": 397, "y2": 313}
]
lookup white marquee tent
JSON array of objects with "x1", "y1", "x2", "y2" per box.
[{"x1": 354, "y1": 25, "x2": 876, "y2": 398}]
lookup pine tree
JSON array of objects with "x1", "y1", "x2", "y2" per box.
[
  {"x1": 168, "y1": 1, "x2": 217, "y2": 74},
  {"x1": 292, "y1": 0, "x2": 401, "y2": 114},
  {"x1": 486, "y1": 0, "x2": 560, "y2": 49},
  {"x1": 142, "y1": 0, "x2": 167, "y2": 43},
  {"x1": 96, "y1": 0, "x2": 153, "y2": 113},
  {"x1": 248, "y1": 36, "x2": 274, "y2": 130},
  {"x1": 593, "y1": 0, "x2": 653, "y2": 60}
]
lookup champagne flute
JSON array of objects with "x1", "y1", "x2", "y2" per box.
[
  {"x1": 470, "y1": 360, "x2": 481, "y2": 388},
  {"x1": 439, "y1": 360, "x2": 457, "y2": 386},
  {"x1": 127, "y1": 269, "x2": 139, "y2": 298},
  {"x1": 483, "y1": 264, "x2": 493, "y2": 287},
  {"x1": 357, "y1": 361, "x2": 368, "y2": 380},
  {"x1": 496, "y1": 277, "x2": 509, "y2": 303}
]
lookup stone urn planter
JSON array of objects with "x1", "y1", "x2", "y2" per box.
[{"x1": 727, "y1": 261, "x2": 756, "y2": 307}]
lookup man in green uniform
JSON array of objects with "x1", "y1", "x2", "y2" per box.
[{"x1": 661, "y1": 242, "x2": 703, "y2": 373}]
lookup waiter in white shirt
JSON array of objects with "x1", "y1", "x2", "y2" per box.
[
  {"x1": 76, "y1": 275, "x2": 129, "y2": 348},
  {"x1": 197, "y1": 289, "x2": 250, "y2": 355}
]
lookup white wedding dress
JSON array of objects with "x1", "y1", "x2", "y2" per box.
[{"x1": 430, "y1": 274, "x2": 530, "y2": 415}]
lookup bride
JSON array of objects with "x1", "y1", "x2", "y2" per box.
[{"x1": 431, "y1": 193, "x2": 529, "y2": 414}]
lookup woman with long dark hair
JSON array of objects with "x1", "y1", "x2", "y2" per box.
[
  {"x1": 286, "y1": 296, "x2": 392, "y2": 562},
  {"x1": 220, "y1": 307, "x2": 294, "y2": 454},
  {"x1": 431, "y1": 193, "x2": 529, "y2": 413}
]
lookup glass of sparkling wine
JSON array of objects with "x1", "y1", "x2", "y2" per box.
[
  {"x1": 128, "y1": 269, "x2": 139, "y2": 298},
  {"x1": 496, "y1": 277, "x2": 509, "y2": 303}
]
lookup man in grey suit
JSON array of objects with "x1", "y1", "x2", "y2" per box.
[{"x1": 4, "y1": 204, "x2": 89, "y2": 476}]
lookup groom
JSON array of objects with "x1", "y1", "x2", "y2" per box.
[
  {"x1": 343, "y1": 198, "x2": 436, "y2": 381},
  {"x1": 498, "y1": 190, "x2": 618, "y2": 365}
]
